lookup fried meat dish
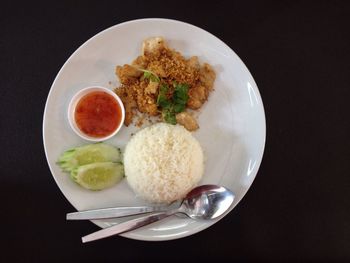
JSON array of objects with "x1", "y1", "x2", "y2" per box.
[{"x1": 114, "y1": 37, "x2": 215, "y2": 131}]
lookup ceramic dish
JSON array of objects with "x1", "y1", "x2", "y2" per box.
[
  {"x1": 43, "y1": 18, "x2": 266, "y2": 241},
  {"x1": 67, "y1": 86, "x2": 125, "y2": 142}
]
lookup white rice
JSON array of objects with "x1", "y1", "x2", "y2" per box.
[{"x1": 124, "y1": 123, "x2": 204, "y2": 204}]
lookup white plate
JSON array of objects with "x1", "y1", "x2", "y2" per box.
[{"x1": 43, "y1": 18, "x2": 266, "y2": 241}]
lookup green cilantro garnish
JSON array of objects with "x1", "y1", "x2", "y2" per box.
[
  {"x1": 173, "y1": 103, "x2": 186, "y2": 113},
  {"x1": 134, "y1": 66, "x2": 190, "y2": 125},
  {"x1": 142, "y1": 70, "x2": 160, "y2": 83},
  {"x1": 156, "y1": 84, "x2": 171, "y2": 108},
  {"x1": 156, "y1": 82, "x2": 190, "y2": 124},
  {"x1": 162, "y1": 109, "x2": 177, "y2": 124},
  {"x1": 173, "y1": 82, "x2": 189, "y2": 105}
]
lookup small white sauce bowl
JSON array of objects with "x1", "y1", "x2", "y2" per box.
[{"x1": 68, "y1": 86, "x2": 125, "y2": 142}]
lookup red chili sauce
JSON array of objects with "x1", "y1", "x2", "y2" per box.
[{"x1": 75, "y1": 91, "x2": 122, "y2": 138}]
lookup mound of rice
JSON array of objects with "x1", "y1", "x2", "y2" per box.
[{"x1": 124, "y1": 123, "x2": 204, "y2": 204}]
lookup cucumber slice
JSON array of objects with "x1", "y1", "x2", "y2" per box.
[
  {"x1": 57, "y1": 143, "x2": 122, "y2": 172},
  {"x1": 71, "y1": 162, "x2": 124, "y2": 190}
]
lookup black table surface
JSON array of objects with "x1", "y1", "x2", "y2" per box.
[{"x1": 2, "y1": 1, "x2": 349, "y2": 261}]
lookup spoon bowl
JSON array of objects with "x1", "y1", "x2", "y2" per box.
[{"x1": 179, "y1": 185, "x2": 235, "y2": 220}]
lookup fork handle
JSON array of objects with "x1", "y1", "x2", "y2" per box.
[
  {"x1": 82, "y1": 211, "x2": 175, "y2": 243},
  {"x1": 67, "y1": 206, "x2": 163, "y2": 220}
]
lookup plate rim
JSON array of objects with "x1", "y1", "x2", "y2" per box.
[{"x1": 43, "y1": 18, "x2": 266, "y2": 241}]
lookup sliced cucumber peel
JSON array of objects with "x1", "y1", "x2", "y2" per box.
[{"x1": 57, "y1": 143, "x2": 122, "y2": 172}]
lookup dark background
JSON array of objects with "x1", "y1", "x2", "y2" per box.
[{"x1": 1, "y1": 0, "x2": 349, "y2": 261}]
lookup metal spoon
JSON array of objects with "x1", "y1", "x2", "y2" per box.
[{"x1": 81, "y1": 185, "x2": 235, "y2": 243}]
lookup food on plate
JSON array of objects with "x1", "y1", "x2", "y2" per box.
[
  {"x1": 58, "y1": 143, "x2": 122, "y2": 172},
  {"x1": 175, "y1": 111, "x2": 199, "y2": 131},
  {"x1": 74, "y1": 90, "x2": 123, "y2": 138},
  {"x1": 114, "y1": 37, "x2": 216, "y2": 130},
  {"x1": 123, "y1": 123, "x2": 204, "y2": 204},
  {"x1": 57, "y1": 143, "x2": 124, "y2": 190},
  {"x1": 71, "y1": 162, "x2": 124, "y2": 191}
]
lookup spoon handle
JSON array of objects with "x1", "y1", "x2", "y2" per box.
[{"x1": 82, "y1": 211, "x2": 175, "y2": 243}]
